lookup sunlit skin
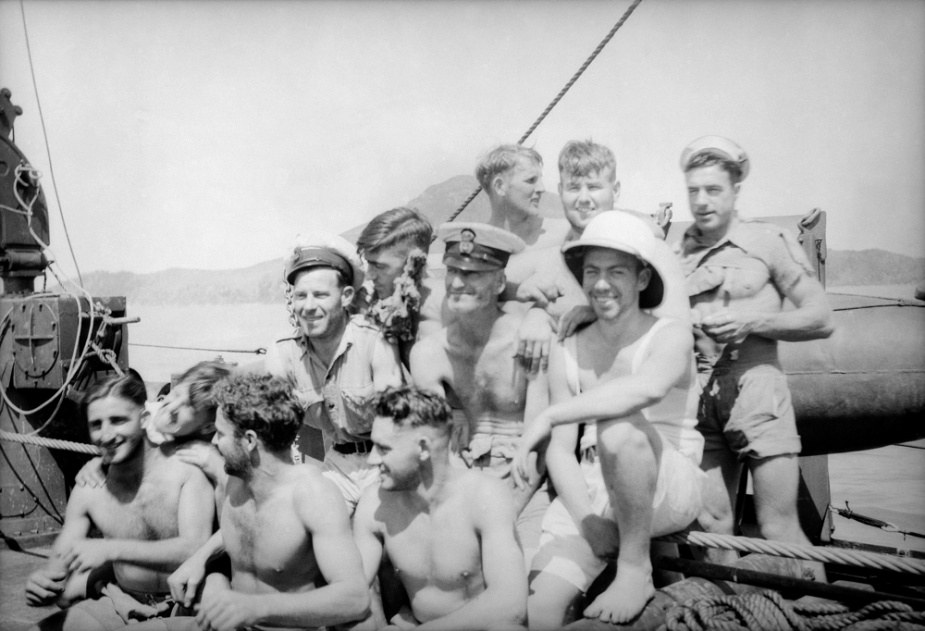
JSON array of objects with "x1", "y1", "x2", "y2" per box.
[
  {"x1": 367, "y1": 416, "x2": 426, "y2": 492},
  {"x1": 444, "y1": 264, "x2": 505, "y2": 315},
  {"x1": 685, "y1": 164, "x2": 739, "y2": 240},
  {"x1": 499, "y1": 156, "x2": 546, "y2": 220},
  {"x1": 291, "y1": 267, "x2": 354, "y2": 341},
  {"x1": 211, "y1": 410, "x2": 252, "y2": 478},
  {"x1": 559, "y1": 167, "x2": 620, "y2": 234},
  {"x1": 364, "y1": 242, "x2": 413, "y2": 299},
  {"x1": 152, "y1": 381, "x2": 211, "y2": 438},
  {"x1": 87, "y1": 396, "x2": 146, "y2": 466},
  {"x1": 582, "y1": 248, "x2": 651, "y2": 323}
]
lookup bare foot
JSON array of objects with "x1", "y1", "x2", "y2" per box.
[{"x1": 582, "y1": 561, "x2": 655, "y2": 624}]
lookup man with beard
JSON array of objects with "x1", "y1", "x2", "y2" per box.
[
  {"x1": 168, "y1": 373, "x2": 369, "y2": 631},
  {"x1": 410, "y1": 222, "x2": 551, "y2": 566},
  {"x1": 514, "y1": 212, "x2": 705, "y2": 626},
  {"x1": 261, "y1": 232, "x2": 405, "y2": 512},
  {"x1": 352, "y1": 385, "x2": 526, "y2": 631},
  {"x1": 25, "y1": 373, "x2": 214, "y2": 631}
]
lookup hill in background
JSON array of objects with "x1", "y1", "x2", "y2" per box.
[{"x1": 63, "y1": 175, "x2": 925, "y2": 305}]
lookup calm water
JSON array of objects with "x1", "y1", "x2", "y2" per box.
[{"x1": 127, "y1": 285, "x2": 925, "y2": 552}]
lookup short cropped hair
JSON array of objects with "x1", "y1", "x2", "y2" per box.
[
  {"x1": 684, "y1": 152, "x2": 743, "y2": 185},
  {"x1": 372, "y1": 385, "x2": 452, "y2": 433},
  {"x1": 211, "y1": 373, "x2": 302, "y2": 452},
  {"x1": 558, "y1": 139, "x2": 617, "y2": 182},
  {"x1": 356, "y1": 207, "x2": 434, "y2": 257},
  {"x1": 81, "y1": 371, "x2": 147, "y2": 425},
  {"x1": 475, "y1": 144, "x2": 543, "y2": 191},
  {"x1": 176, "y1": 361, "x2": 233, "y2": 425}
]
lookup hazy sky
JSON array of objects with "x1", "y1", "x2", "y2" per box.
[{"x1": 1, "y1": 0, "x2": 923, "y2": 278}]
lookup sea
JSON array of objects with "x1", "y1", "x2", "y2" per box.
[{"x1": 125, "y1": 284, "x2": 925, "y2": 554}]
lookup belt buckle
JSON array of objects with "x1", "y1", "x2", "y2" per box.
[{"x1": 355, "y1": 440, "x2": 370, "y2": 455}]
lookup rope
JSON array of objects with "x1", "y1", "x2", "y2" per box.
[
  {"x1": 19, "y1": 0, "x2": 83, "y2": 285},
  {"x1": 446, "y1": 0, "x2": 644, "y2": 222},
  {"x1": 0, "y1": 429, "x2": 100, "y2": 456},
  {"x1": 831, "y1": 502, "x2": 925, "y2": 540},
  {"x1": 129, "y1": 342, "x2": 266, "y2": 355},
  {"x1": 658, "y1": 531, "x2": 925, "y2": 575},
  {"x1": 666, "y1": 590, "x2": 925, "y2": 631}
]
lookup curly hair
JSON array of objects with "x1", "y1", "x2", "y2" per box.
[
  {"x1": 475, "y1": 144, "x2": 543, "y2": 191},
  {"x1": 211, "y1": 373, "x2": 303, "y2": 452},
  {"x1": 371, "y1": 385, "x2": 452, "y2": 434},
  {"x1": 80, "y1": 371, "x2": 147, "y2": 425},
  {"x1": 176, "y1": 361, "x2": 233, "y2": 425},
  {"x1": 558, "y1": 139, "x2": 617, "y2": 181},
  {"x1": 684, "y1": 152, "x2": 743, "y2": 185},
  {"x1": 357, "y1": 207, "x2": 434, "y2": 258}
]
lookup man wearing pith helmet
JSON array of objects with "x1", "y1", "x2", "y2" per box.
[
  {"x1": 260, "y1": 231, "x2": 404, "y2": 513},
  {"x1": 514, "y1": 212, "x2": 705, "y2": 626},
  {"x1": 410, "y1": 221, "x2": 554, "y2": 568},
  {"x1": 677, "y1": 136, "x2": 833, "y2": 576}
]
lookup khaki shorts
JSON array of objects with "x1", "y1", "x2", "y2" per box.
[
  {"x1": 532, "y1": 437, "x2": 703, "y2": 591},
  {"x1": 698, "y1": 362, "x2": 801, "y2": 459}
]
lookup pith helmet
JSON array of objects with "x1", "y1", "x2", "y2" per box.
[
  {"x1": 284, "y1": 231, "x2": 365, "y2": 290},
  {"x1": 439, "y1": 222, "x2": 526, "y2": 272},
  {"x1": 680, "y1": 136, "x2": 750, "y2": 181},
  {"x1": 562, "y1": 212, "x2": 665, "y2": 309}
]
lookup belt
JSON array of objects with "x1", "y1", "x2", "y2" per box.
[{"x1": 333, "y1": 439, "x2": 374, "y2": 455}]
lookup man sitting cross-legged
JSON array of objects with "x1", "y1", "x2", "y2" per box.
[
  {"x1": 25, "y1": 372, "x2": 214, "y2": 631},
  {"x1": 352, "y1": 385, "x2": 527, "y2": 631},
  {"x1": 167, "y1": 373, "x2": 369, "y2": 631},
  {"x1": 514, "y1": 212, "x2": 706, "y2": 626}
]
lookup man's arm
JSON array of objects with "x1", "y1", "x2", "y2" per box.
[
  {"x1": 417, "y1": 478, "x2": 527, "y2": 631},
  {"x1": 373, "y1": 332, "x2": 407, "y2": 390},
  {"x1": 701, "y1": 273, "x2": 833, "y2": 343},
  {"x1": 409, "y1": 336, "x2": 449, "y2": 398},
  {"x1": 63, "y1": 465, "x2": 214, "y2": 574},
  {"x1": 25, "y1": 487, "x2": 95, "y2": 607},
  {"x1": 168, "y1": 529, "x2": 226, "y2": 608},
  {"x1": 203, "y1": 474, "x2": 370, "y2": 629}
]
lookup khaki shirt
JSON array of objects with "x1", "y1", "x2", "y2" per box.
[{"x1": 265, "y1": 314, "x2": 392, "y2": 452}]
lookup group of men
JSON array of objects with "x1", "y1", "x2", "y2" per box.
[{"x1": 26, "y1": 135, "x2": 833, "y2": 631}]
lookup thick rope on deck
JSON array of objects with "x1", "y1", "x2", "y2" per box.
[
  {"x1": 659, "y1": 531, "x2": 925, "y2": 576},
  {"x1": 0, "y1": 429, "x2": 100, "y2": 455},
  {"x1": 666, "y1": 589, "x2": 925, "y2": 630}
]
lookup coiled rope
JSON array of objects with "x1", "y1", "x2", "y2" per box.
[
  {"x1": 666, "y1": 589, "x2": 925, "y2": 631},
  {"x1": 658, "y1": 531, "x2": 925, "y2": 576},
  {"x1": 446, "y1": 0, "x2": 644, "y2": 222}
]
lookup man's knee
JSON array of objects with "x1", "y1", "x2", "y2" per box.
[{"x1": 597, "y1": 422, "x2": 651, "y2": 459}]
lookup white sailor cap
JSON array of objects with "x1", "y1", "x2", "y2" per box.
[
  {"x1": 680, "y1": 136, "x2": 750, "y2": 181},
  {"x1": 284, "y1": 231, "x2": 365, "y2": 290},
  {"x1": 438, "y1": 222, "x2": 525, "y2": 272}
]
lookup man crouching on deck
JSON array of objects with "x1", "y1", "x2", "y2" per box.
[
  {"x1": 25, "y1": 372, "x2": 214, "y2": 631},
  {"x1": 167, "y1": 373, "x2": 369, "y2": 631},
  {"x1": 352, "y1": 385, "x2": 527, "y2": 630},
  {"x1": 514, "y1": 212, "x2": 705, "y2": 626}
]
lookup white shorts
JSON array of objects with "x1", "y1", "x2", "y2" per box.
[
  {"x1": 321, "y1": 449, "x2": 380, "y2": 514},
  {"x1": 532, "y1": 436, "x2": 704, "y2": 591}
]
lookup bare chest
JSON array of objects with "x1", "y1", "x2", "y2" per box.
[
  {"x1": 89, "y1": 478, "x2": 181, "y2": 541},
  {"x1": 446, "y1": 339, "x2": 526, "y2": 417}
]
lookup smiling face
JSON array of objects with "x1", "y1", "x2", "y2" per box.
[
  {"x1": 581, "y1": 247, "x2": 650, "y2": 322},
  {"x1": 87, "y1": 396, "x2": 146, "y2": 465},
  {"x1": 368, "y1": 416, "x2": 425, "y2": 491},
  {"x1": 444, "y1": 264, "x2": 504, "y2": 314},
  {"x1": 497, "y1": 156, "x2": 545, "y2": 219},
  {"x1": 291, "y1": 267, "x2": 353, "y2": 340},
  {"x1": 153, "y1": 381, "x2": 211, "y2": 438},
  {"x1": 685, "y1": 164, "x2": 739, "y2": 239},
  {"x1": 559, "y1": 167, "x2": 619, "y2": 233},
  {"x1": 364, "y1": 242, "x2": 412, "y2": 299}
]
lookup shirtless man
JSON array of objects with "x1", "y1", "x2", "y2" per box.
[
  {"x1": 514, "y1": 212, "x2": 705, "y2": 626},
  {"x1": 168, "y1": 373, "x2": 369, "y2": 631},
  {"x1": 410, "y1": 222, "x2": 551, "y2": 565},
  {"x1": 25, "y1": 373, "x2": 214, "y2": 631},
  {"x1": 514, "y1": 139, "x2": 690, "y2": 324},
  {"x1": 352, "y1": 385, "x2": 526, "y2": 630},
  {"x1": 676, "y1": 136, "x2": 833, "y2": 571}
]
